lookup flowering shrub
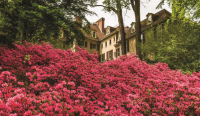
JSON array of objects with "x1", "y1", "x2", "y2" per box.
[{"x1": 0, "y1": 42, "x2": 200, "y2": 115}]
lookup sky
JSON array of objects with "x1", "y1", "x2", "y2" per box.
[{"x1": 86, "y1": 0, "x2": 171, "y2": 27}]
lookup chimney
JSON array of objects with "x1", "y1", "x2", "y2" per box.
[
  {"x1": 125, "y1": 26, "x2": 129, "y2": 30},
  {"x1": 74, "y1": 16, "x2": 82, "y2": 27},
  {"x1": 96, "y1": 18, "x2": 105, "y2": 33}
]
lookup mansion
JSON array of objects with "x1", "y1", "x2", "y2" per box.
[{"x1": 76, "y1": 9, "x2": 171, "y2": 62}]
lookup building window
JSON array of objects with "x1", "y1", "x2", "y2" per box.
[
  {"x1": 85, "y1": 42, "x2": 87, "y2": 47},
  {"x1": 132, "y1": 24, "x2": 135, "y2": 33},
  {"x1": 116, "y1": 48, "x2": 120, "y2": 57},
  {"x1": 92, "y1": 44, "x2": 97, "y2": 49},
  {"x1": 117, "y1": 48, "x2": 120, "y2": 57},
  {"x1": 105, "y1": 42, "x2": 107, "y2": 47},
  {"x1": 161, "y1": 23, "x2": 164, "y2": 30},
  {"x1": 110, "y1": 39, "x2": 111, "y2": 45},
  {"x1": 141, "y1": 32, "x2": 145, "y2": 44},
  {"x1": 106, "y1": 50, "x2": 113, "y2": 60},
  {"x1": 113, "y1": 37, "x2": 115, "y2": 42},
  {"x1": 109, "y1": 50, "x2": 112, "y2": 59},
  {"x1": 90, "y1": 43, "x2": 97, "y2": 49},
  {"x1": 106, "y1": 28, "x2": 110, "y2": 35},
  {"x1": 92, "y1": 32, "x2": 96, "y2": 38},
  {"x1": 118, "y1": 33, "x2": 121, "y2": 41},
  {"x1": 101, "y1": 44, "x2": 103, "y2": 49},
  {"x1": 102, "y1": 54, "x2": 105, "y2": 61},
  {"x1": 148, "y1": 15, "x2": 152, "y2": 24}
]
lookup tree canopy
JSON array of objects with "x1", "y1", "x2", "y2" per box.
[
  {"x1": 157, "y1": 0, "x2": 200, "y2": 20},
  {"x1": 102, "y1": 0, "x2": 130, "y2": 55},
  {"x1": 0, "y1": 0, "x2": 97, "y2": 48},
  {"x1": 142, "y1": 19, "x2": 200, "y2": 73}
]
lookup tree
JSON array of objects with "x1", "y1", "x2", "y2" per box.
[
  {"x1": 102, "y1": 0, "x2": 130, "y2": 55},
  {"x1": 142, "y1": 19, "x2": 200, "y2": 73},
  {"x1": 95, "y1": 0, "x2": 148, "y2": 58},
  {"x1": 157, "y1": 0, "x2": 200, "y2": 20},
  {"x1": 0, "y1": 0, "x2": 20, "y2": 47},
  {"x1": 0, "y1": 0, "x2": 96, "y2": 48},
  {"x1": 129, "y1": 0, "x2": 142, "y2": 59}
]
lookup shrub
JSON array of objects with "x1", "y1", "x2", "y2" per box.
[{"x1": 0, "y1": 42, "x2": 200, "y2": 115}]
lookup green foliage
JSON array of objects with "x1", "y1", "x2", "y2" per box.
[
  {"x1": 0, "y1": 0, "x2": 96, "y2": 49},
  {"x1": 102, "y1": 0, "x2": 130, "y2": 13},
  {"x1": 102, "y1": 0, "x2": 130, "y2": 55},
  {"x1": 157, "y1": 0, "x2": 200, "y2": 20},
  {"x1": 142, "y1": 20, "x2": 200, "y2": 73}
]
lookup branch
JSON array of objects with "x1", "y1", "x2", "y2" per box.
[
  {"x1": 93, "y1": 4, "x2": 117, "y2": 13},
  {"x1": 130, "y1": 0, "x2": 136, "y2": 12},
  {"x1": 140, "y1": 1, "x2": 146, "y2": 8}
]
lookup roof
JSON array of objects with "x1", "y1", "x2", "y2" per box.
[
  {"x1": 84, "y1": 9, "x2": 171, "y2": 42},
  {"x1": 84, "y1": 24, "x2": 105, "y2": 41},
  {"x1": 126, "y1": 9, "x2": 171, "y2": 39}
]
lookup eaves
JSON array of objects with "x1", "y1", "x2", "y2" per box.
[
  {"x1": 126, "y1": 17, "x2": 169, "y2": 39},
  {"x1": 86, "y1": 37, "x2": 101, "y2": 42},
  {"x1": 100, "y1": 29, "x2": 119, "y2": 41}
]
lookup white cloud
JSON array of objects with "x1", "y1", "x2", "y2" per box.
[{"x1": 86, "y1": 0, "x2": 171, "y2": 27}]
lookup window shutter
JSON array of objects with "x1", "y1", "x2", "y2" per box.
[
  {"x1": 85, "y1": 42, "x2": 87, "y2": 47},
  {"x1": 127, "y1": 40, "x2": 129, "y2": 52},
  {"x1": 143, "y1": 33, "x2": 145, "y2": 44},
  {"x1": 97, "y1": 44, "x2": 99, "y2": 50},
  {"x1": 107, "y1": 52, "x2": 108, "y2": 60},
  {"x1": 116, "y1": 49, "x2": 117, "y2": 57},
  {"x1": 90, "y1": 43, "x2": 93, "y2": 49},
  {"x1": 111, "y1": 50, "x2": 113, "y2": 60},
  {"x1": 103, "y1": 53, "x2": 105, "y2": 61},
  {"x1": 99, "y1": 55, "x2": 101, "y2": 62}
]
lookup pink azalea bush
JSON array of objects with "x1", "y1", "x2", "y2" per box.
[{"x1": 0, "y1": 42, "x2": 200, "y2": 115}]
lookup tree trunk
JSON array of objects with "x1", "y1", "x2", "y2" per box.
[
  {"x1": 117, "y1": 6, "x2": 126, "y2": 55},
  {"x1": 131, "y1": 0, "x2": 142, "y2": 59}
]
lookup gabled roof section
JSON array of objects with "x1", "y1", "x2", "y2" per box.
[
  {"x1": 125, "y1": 26, "x2": 130, "y2": 33},
  {"x1": 84, "y1": 24, "x2": 105, "y2": 40},
  {"x1": 100, "y1": 26, "x2": 131, "y2": 41},
  {"x1": 100, "y1": 26, "x2": 119, "y2": 41},
  {"x1": 126, "y1": 9, "x2": 171, "y2": 39},
  {"x1": 110, "y1": 26, "x2": 117, "y2": 32}
]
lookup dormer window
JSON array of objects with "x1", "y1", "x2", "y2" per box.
[
  {"x1": 92, "y1": 31, "x2": 96, "y2": 38},
  {"x1": 106, "y1": 28, "x2": 110, "y2": 35},
  {"x1": 132, "y1": 24, "x2": 135, "y2": 33},
  {"x1": 148, "y1": 15, "x2": 152, "y2": 24}
]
